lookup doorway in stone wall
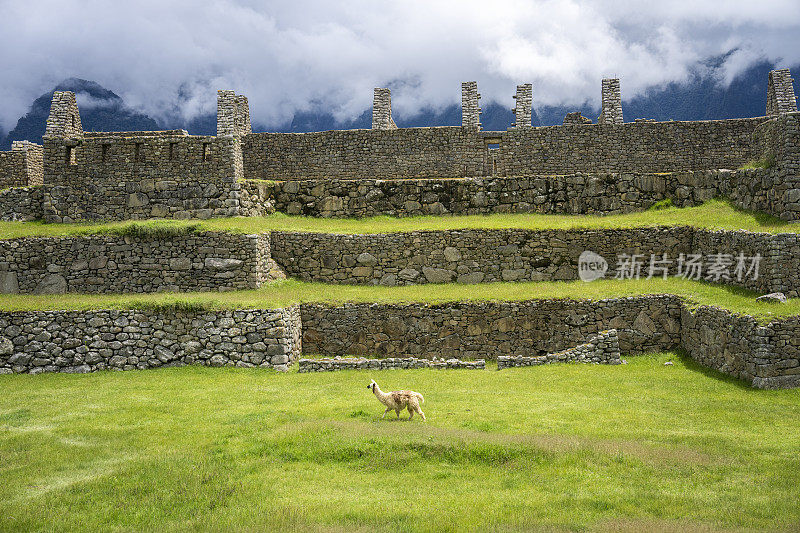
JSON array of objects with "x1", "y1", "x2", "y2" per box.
[{"x1": 485, "y1": 137, "x2": 502, "y2": 176}]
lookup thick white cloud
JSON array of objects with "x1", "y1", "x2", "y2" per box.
[{"x1": 0, "y1": 0, "x2": 798, "y2": 130}]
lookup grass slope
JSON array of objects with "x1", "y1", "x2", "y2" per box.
[
  {"x1": 0, "y1": 278, "x2": 798, "y2": 322},
  {"x1": 0, "y1": 355, "x2": 798, "y2": 531},
  {"x1": 0, "y1": 199, "x2": 794, "y2": 239}
]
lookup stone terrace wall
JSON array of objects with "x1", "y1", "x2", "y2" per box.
[
  {"x1": 681, "y1": 305, "x2": 800, "y2": 389},
  {"x1": 0, "y1": 306, "x2": 302, "y2": 374},
  {"x1": 270, "y1": 227, "x2": 695, "y2": 285},
  {"x1": 693, "y1": 230, "x2": 800, "y2": 297},
  {"x1": 240, "y1": 165, "x2": 799, "y2": 222},
  {"x1": 248, "y1": 171, "x2": 720, "y2": 218},
  {"x1": 0, "y1": 186, "x2": 43, "y2": 221},
  {"x1": 42, "y1": 131, "x2": 244, "y2": 222},
  {"x1": 270, "y1": 227, "x2": 800, "y2": 296},
  {"x1": 298, "y1": 356, "x2": 484, "y2": 372},
  {"x1": 242, "y1": 118, "x2": 766, "y2": 181},
  {"x1": 300, "y1": 296, "x2": 682, "y2": 359},
  {"x1": 497, "y1": 329, "x2": 621, "y2": 369},
  {"x1": 0, "y1": 232, "x2": 272, "y2": 294}
]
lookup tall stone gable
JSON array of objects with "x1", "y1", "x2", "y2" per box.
[
  {"x1": 767, "y1": 69, "x2": 798, "y2": 117},
  {"x1": 44, "y1": 92, "x2": 83, "y2": 138}
]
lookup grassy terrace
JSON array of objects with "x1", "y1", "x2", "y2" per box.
[
  {"x1": 0, "y1": 199, "x2": 797, "y2": 239},
  {"x1": 1, "y1": 355, "x2": 799, "y2": 531},
  {"x1": 1, "y1": 278, "x2": 799, "y2": 321}
]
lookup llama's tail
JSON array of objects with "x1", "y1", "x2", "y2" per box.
[{"x1": 415, "y1": 392, "x2": 425, "y2": 403}]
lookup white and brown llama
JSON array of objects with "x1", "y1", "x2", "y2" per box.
[{"x1": 367, "y1": 379, "x2": 426, "y2": 421}]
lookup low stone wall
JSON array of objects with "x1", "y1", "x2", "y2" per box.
[
  {"x1": 299, "y1": 296, "x2": 682, "y2": 359},
  {"x1": 680, "y1": 306, "x2": 800, "y2": 389},
  {"x1": 271, "y1": 227, "x2": 800, "y2": 296},
  {"x1": 497, "y1": 329, "x2": 621, "y2": 369},
  {"x1": 270, "y1": 227, "x2": 694, "y2": 285},
  {"x1": 0, "y1": 232, "x2": 274, "y2": 294},
  {"x1": 693, "y1": 230, "x2": 800, "y2": 297},
  {"x1": 298, "y1": 356, "x2": 485, "y2": 372},
  {"x1": 0, "y1": 306, "x2": 302, "y2": 374},
  {"x1": 0, "y1": 186, "x2": 43, "y2": 221}
]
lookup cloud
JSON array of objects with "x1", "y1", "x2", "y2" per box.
[{"x1": 0, "y1": 0, "x2": 798, "y2": 131}]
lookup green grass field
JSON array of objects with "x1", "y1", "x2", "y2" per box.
[
  {"x1": 0, "y1": 277, "x2": 797, "y2": 322},
  {"x1": 1, "y1": 354, "x2": 798, "y2": 532},
  {"x1": 0, "y1": 199, "x2": 794, "y2": 239}
]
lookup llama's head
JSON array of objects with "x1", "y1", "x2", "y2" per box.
[{"x1": 367, "y1": 379, "x2": 376, "y2": 391}]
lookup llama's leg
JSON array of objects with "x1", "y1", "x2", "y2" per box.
[
  {"x1": 408, "y1": 406, "x2": 414, "y2": 420},
  {"x1": 382, "y1": 407, "x2": 391, "y2": 419},
  {"x1": 396, "y1": 409, "x2": 400, "y2": 419},
  {"x1": 419, "y1": 409, "x2": 426, "y2": 422}
]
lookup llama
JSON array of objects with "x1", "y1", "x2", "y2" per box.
[{"x1": 367, "y1": 379, "x2": 426, "y2": 421}]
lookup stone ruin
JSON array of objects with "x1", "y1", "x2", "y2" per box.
[{"x1": 0, "y1": 69, "x2": 798, "y2": 387}]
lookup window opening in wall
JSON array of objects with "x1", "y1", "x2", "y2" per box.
[
  {"x1": 134, "y1": 143, "x2": 142, "y2": 162},
  {"x1": 101, "y1": 144, "x2": 109, "y2": 163},
  {"x1": 202, "y1": 142, "x2": 210, "y2": 162},
  {"x1": 71, "y1": 115, "x2": 76, "y2": 130},
  {"x1": 488, "y1": 143, "x2": 500, "y2": 150},
  {"x1": 65, "y1": 146, "x2": 76, "y2": 165},
  {"x1": 169, "y1": 142, "x2": 177, "y2": 161}
]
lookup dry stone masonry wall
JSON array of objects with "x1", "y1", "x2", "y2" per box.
[
  {"x1": 0, "y1": 232, "x2": 273, "y2": 294},
  {"x1": 298, "y1": 356, "x2": 485, "y2": 372},
  {"x1": 0, "y1": 306, "x2": 302, "y2": 374},
  {"x1": 0, "y1": 141, "x2": 43, "y2": 189},
  {"x1": 512, "y1": 84, "x2": 532, "y2": 128},
  {"x1": 269, "y1": 227, "x2": 695, "y2": 286},
  {"x1": 497, "y1": 329, "x2": 621, "y2": 369},
  {"x1": 462, "y1": 81, "x2": 481, "y2": 129},
  {"x1": 372, "y1": 88, "x2": 397, "y2": 130},
  {"x1": 767, "y1": 69, "x2": 798, "y2": 117},
  {"x1": 300, "y1": 296, "x2": 682, "y2": 360},
  {"x1": 598, "y1": 78, "x2": 623, "y2": 125},
  {"x1": 0, "y1": 186, "x2": 43, "y2": 221}
]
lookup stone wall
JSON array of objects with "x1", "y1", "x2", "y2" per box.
[
  {"x1": 249, "y1": 171, "x2": 721, "y2": 218},
  {"x1": 680, "y1": 305, "x2": 800, "y2": 389},
  {"x1": 0, "y1": 141, "x2": 43, "y2": 188},
  {"x1": 298, "y1": 356, "x2": 484, "y2": 372},
  {"x1": 299, "y1": 296, "x2": 682, "y2": 359},
  {"x1": 242, "y1": 127, "x2": 487, "y2": 180},
  {"x1": 239, "y1": 164, "x2": 800, "y2": 221},
  {"x1": 241, "y1": 118, "x2": 766, "y2": 181},
  {"x1": 0, "y1": 232, "x2": 273, "y2": 294},
  {"x1": 497, "y1": 329, "x2": 621, "y2": 369},
  {"x1": 270, "y1": 227, "x2": 694, "y2": 285},
  {"x1": 42, "y1": 130, "x2": 244, "y2": 222},
  {"x1": 0, "y1": 306, "x2": 302, "y2": 374},
  {"x1": 0, "y1": 186, "x2": 43, "y2": 221}
]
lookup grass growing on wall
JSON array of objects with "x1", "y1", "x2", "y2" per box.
[
  {"x1": 0, "y1": 355, "x2": 798, "y2": 531},
  {"x1": 1, "y1": 277, "x2": 799, "y2": 321},
  {"x1": 739, "y1": 154, "x2": 776, "y2": 170},
  {"x1": 0, "y1": 199, "x2": 795, "y2": 239}
]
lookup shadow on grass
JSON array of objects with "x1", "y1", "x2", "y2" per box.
[
  {"x1": 673, "y1": 350, "x2": 753, "y2": 391},
  {"x1": 722, "y1": 197, "x2": 788, "y2": 229}
]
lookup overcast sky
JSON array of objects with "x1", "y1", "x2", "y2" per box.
[{"x1": 0, "y1": 0, "x2": 798, "y2": 131}]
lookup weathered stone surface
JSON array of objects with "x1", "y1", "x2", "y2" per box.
[
  {"x1": 0, "y1": 307, "x2": 302, "y2": 374},
  {"x1": 498, "y1": 330, "x2": 621, "y2": 369},
  {"x1": 33, "y1": 274, "x2": 66, "y2": 294},
  {"x1": 299, "y1": 356, "x2": 485, "y2": 372}
]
